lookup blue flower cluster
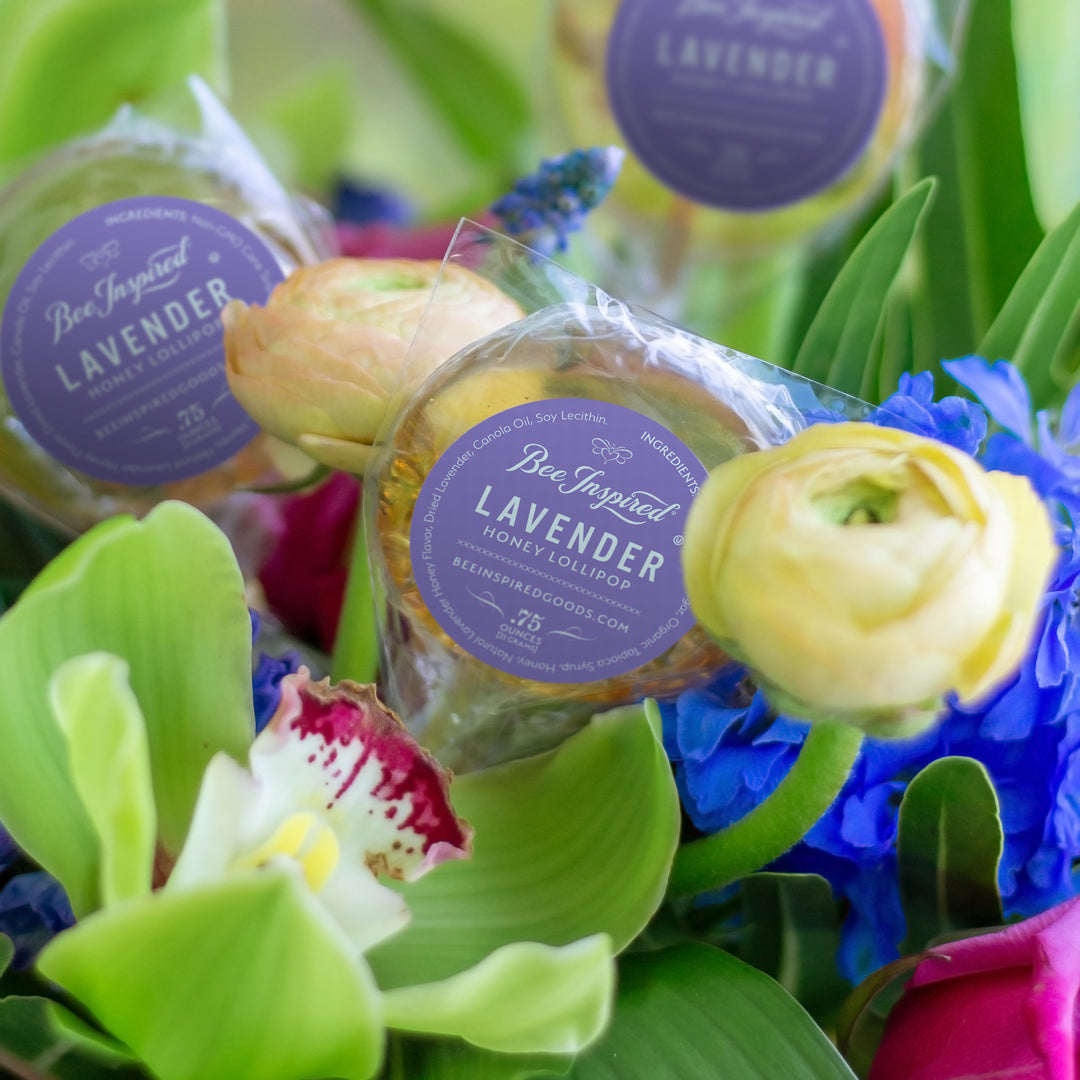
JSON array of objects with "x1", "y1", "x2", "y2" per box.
[
  {"x1": 665, "y1": 360, "x2": 1080, "y2": 983},
  {"x1": 0, "y1": 822, "x2": 74, "y2": 970},
  {"x1": 491, "y1": 147, "x2": 625, "y2": 255}
]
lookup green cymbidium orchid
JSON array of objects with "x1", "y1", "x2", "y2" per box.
[{"x1": 0, "y1": 503, "x2": 682, "y2": 1080}]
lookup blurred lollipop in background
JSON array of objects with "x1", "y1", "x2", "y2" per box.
[{"x1": 548, "y1": 0, "x2": 938, "y2": 277}]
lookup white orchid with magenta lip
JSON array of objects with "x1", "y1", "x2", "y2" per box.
[
  {"x1": 169, "y1": 668, "x2": 474, "y2": 963},
  {"x1": 0, "y1": 502, "x2": 680, "y2": 1080}
]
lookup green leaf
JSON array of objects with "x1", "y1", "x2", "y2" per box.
[
  {"x1": 560, "y1": 944, "x2": 858, "y2": 1080},
  {"x1": 978, "y1": 197, "x2": 1080, "y2": 408},
  {"x1": 0, "y1": 995, "x2": 143, "y2": 1079},
  {"x1": 383, "y1": 936, "x2": 613, "y2": 1055},
  {"x1": 48, "y1": 653, "x2": 156, "y2": 906},
  {"x1": 1013, "y1": 0, "x2": 1080, "y2": 230},
  {"x1": 352, "y1": 0, "x2": 530, "y2": 166},
  {"x1": 0, "y1": 0, "x2": 226, "y2": 166},
  {"x1": 386, "y1": 1036, "x2": 568, "y2": 1080},
  {"x1": 739, "y1": 873, "x2": 849, "y2": 1021},
  {"x1": 38, "y1": 871, "x2": 384, "y2": 1080},
  {"x1": 792, "y1": 179, "x2": 936, "y2": 396},
  {"x1": 0, "y1": 502, "x2": 253, "y2": 914},
  {"x1": 262, "y1": 63, "x2": 354, "y2": 192},
  {"x1": 897, "y1": 756, "x2": 1003, "y2": 955},
  {"x1": 368, "y1": 701, "x2": 680, "y2": 989},
  {"x1": 834, "y1": 953, "x2": 923, "y2": 1078},
  {"x1": 0, "y1": 937, "x2": 11, "y2": 978},
  {"x1": 0, "y1": 500, "x2": 68, "y2": 594}
]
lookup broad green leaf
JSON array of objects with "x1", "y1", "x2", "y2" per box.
[
  {"x1": 262, "y1": 63, "x2": 354, "y2": 192},
  {"x1": 978, "y1": 197, "x2": 1080, "y2": 408},
  {"x1": 0, "y1": 995, "x2": 143, "y2": 1079},
  {"x1": 383, "y1": 936, "x2": 613, "y2": 1055},
  {"x1": 368, "y1": 701, "x2": 680, "y2": 989},
  {"x1": 897, "y1": 756, "x2": 1003, "y2": 955},
  {"x1": 792, "y1": 179, "x2": 936, "y2": 396},
  {"x1": 347, "y1": 0, "x2": 529, "y2": 168},
  {"x1": 48, "y1": 653, "x2": 156, "y2": 906},
  {"x1": 39, "y1": 871, "x2": 384, "y2": 1080},
  {"x1": 352, "y1": 0, "x2": 531, "y2": 168},
  {"x1": 387, "y1": 1036, "x2": 568, "y2": 1080},
  {"x1": 0, "y1": 502, "x2": 253, "y2": 914},
  {"x1": 0, "y1": 936, "x2": 11, "y2": 978},
  {"x1": 559, "y1": 944, "x2": 858, "y2": 1079},
  {"x1": 0, "y1": 0, "x2": 226, "y2": 166},
  {"x1": 739, "y1": 873, "x2": 849, "y2": 1021},
  {"x1": 1014, "y1": 0, "x2": 1080, "y2": 230}
]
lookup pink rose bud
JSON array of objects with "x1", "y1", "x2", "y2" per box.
[{"x1": 869, "y1": 895, "x2": 1080, "y2": 1080}]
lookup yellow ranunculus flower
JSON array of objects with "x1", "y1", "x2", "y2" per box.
[
  {"x1": 681, "y1": 422, "x2": 1057, "y2": 735},
  {"x1": 221, "y1": 258, "x2": 524, "y2": 473}
]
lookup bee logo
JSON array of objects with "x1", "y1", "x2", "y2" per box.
[
  {"x1": 592, "y1": 437, "x2": 633, "y2": 465},
  {"x1": 79, "y1": 240, "x2": 120, "y2": 271}
]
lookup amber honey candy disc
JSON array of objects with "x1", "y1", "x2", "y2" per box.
[{"x1": 373, "y1": 302, "x2": 801, "y2": 768}]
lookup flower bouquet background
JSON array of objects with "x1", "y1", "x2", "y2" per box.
[{"x1": 2, "y1": 2, "x2": 1080, "y2": 1080}]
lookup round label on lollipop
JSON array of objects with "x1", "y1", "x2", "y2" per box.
[
  {"x1": 0, "y1": 196, "x2": 285, "y2": 485},
  {"x1": 605, "y1": 0, "x2": 889, "y2": 211},
  {"x1": 411, "y1": 398, "x2": 708, "y2": 683}
]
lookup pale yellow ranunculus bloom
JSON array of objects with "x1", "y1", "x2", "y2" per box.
[
  {"x1": 681, "y1": 422, "x2": 1057, "y2": 735},
  {"x1": 222, "y1": 258, "x2": 524, "y2": 473}
]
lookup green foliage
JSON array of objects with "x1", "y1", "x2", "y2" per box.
[
  {"x1": 0, "y1": 994, "x2": 144, "y2": 1080},
  {"x1": 738, "y1": 873, "x2": 850, "y2": 1023},
  {"x1": 979, "y1": 197, "x2": 1080, "y2": 406},
  {"x1": 48, "y1": 654, "x2": 156, "y2": 906},
  {"x1": 792, "y1": 179, "x2": 936, "y2": 397},
  {"x1": 393, "y1": 945, "x2": 859, "y2": 1080},
  {"x1": 897, "y1": 756, "x2": 1004, "y2": 955},
  {"x1": 368, "y1": 700, "x2": 681, "y2": 989},
  {"x1": 38, "y1": 872, "x2": 385, "y2": 1080},
  {"x1": 352, "y1": 0, "x2": 531, "y2": 173},
  {"x1": 0, "y1": 501, "x2": 68, "y2": 614},
  {"x1": 383, "y1": 936, "x2": 613, "y2": 1054},
  {"x1": 0, "y1": 503, "x2": 253, "y2": 913},
  {"x1": 557, "y1": 944, "x2": 858, "y2": 1079},
  {"x1": 0, "y1": 0, "x2": 226, "y2": 166}
]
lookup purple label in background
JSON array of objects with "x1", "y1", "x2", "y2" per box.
[
  {"x1": 0, "y1": 196, "x2": 285, "y2": 485},
  {"x1": 411, "y1": 399, "x2": 708, "y2": 684},
  {"x1": 606, "y1": 0, "x2": 888, "y2": 211}
]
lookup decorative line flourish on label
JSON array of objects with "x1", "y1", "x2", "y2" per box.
[{"x1": 456, "y1": 539, "x2": 644, "y2": 616}]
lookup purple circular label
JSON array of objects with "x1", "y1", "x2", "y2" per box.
[
  {"x1": 0, "y1": 196, "x2": 285, "y2": 484},
  {"x1": 606, "y1": 0, "x2": 888, "y2": 211},
  {"x1": 411, "y1": 398, "x2": 707, "y2": 683}
]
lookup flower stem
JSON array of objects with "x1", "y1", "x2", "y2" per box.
[
  {"x1": 667, "y1": 722, "x2": 863, "y2": 898},
  {"x1": 331, "y1": 510, "x2": 379, "y2": 685}
]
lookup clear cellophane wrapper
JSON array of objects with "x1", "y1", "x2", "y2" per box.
[
  {"x1": 0, "y1": 76, "x2": 334, "y2": 535},
  {"x1": 548, "y1": 0, "x2": 968, "y2": 259},
  {"x1": 366, "y1": 222, "x2": 874, "y2": 771}
]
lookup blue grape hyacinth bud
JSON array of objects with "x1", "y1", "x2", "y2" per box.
[{"x1": 491, "y1": 146, "x2": 625, "y2": 255}]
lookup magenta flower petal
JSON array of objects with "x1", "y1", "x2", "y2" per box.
[
  {"x1": 261, "y1": 670, "x2": 472, "y2": 881},
  {"x1": 870, "y1": 895, "x2": 1080, "y2": 1080}
]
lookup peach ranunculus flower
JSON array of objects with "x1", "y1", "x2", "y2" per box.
[
  {"x1": 222, "y1": 258, "x2": 524, "y2": 473},
  {"x1": 681, "y1": 422, "x2": 1057, "y2": 736}
]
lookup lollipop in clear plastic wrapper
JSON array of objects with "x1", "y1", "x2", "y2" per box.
[
  {"x1": 0, "y1": 76, "x2": 331, "y2": 534},
  {"x1": 548, "y1": 0, "x2": 958, "y2": 259},
  {"x1": 367, "y1": 223, "x2": 874, "y2": 771}
]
